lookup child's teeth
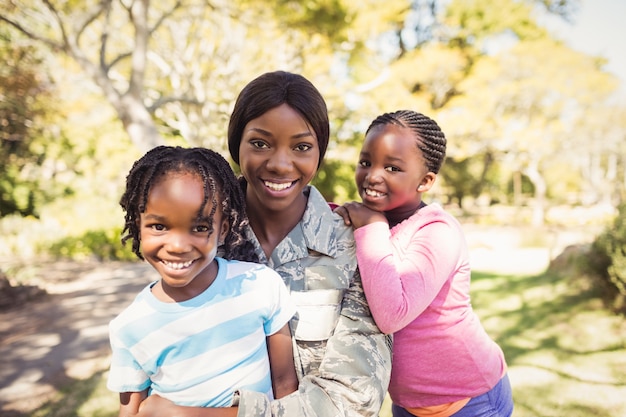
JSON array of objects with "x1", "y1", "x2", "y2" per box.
[
  {"x1": 365, "y1": 189, "x2": 384, "y2": 197},
  {"x1": 163, "y1": 260, "x2": 193, "y2": 270}
]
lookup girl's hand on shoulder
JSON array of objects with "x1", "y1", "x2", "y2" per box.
[
  {"x1": 336, "y1": 202, "x2": 387, "y2": 229},
  {"x1": 334, "y1": 204, "x2": 352, "y2": 226}
]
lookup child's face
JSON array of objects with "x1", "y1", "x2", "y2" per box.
[
  {"x1": 238, "y1": 103, "x2": 320, "y2": 214},
  {"x1": 140, "y1": 172, "x2": 228, "y2": 299},
  {"x1": 356, "y1": 124, "x2": 433, "y2": 218}
]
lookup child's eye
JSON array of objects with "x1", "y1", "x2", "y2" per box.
[
  {"x1": 149, "y1": 224, "x2": 166, "y2": 231},
  {"x1": 358, "y1": 160, "x2": 371, "y2": 167},
  {"x1": 193, "y1": 225, "x2": 210, "y2": 233},
  {"x1": 385, "y1": 166, "x2": 400, "y2": 172}
]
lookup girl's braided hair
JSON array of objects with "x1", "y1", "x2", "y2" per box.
[
  {"x1": 366, "y1": 110, "x2": 447, "y2": 174},
  {"x1": 119, "y1": 146, "x2": 259, "y2": 263}
]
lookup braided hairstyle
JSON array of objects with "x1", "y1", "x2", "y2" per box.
[
  {"x1": 119, "y1": 146, "x2": 259, "y2": 263},
  {"x1": 366, "y1": 110, "x2": 447, "y2": 174}
]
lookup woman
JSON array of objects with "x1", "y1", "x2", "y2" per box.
[{"x1": 137, "y1": 71, "x2": 392, "y2": 417}]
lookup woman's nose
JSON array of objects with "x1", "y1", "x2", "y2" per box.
[{"x1": 266, "y1": 149, "x2": 292, "y2": 173}]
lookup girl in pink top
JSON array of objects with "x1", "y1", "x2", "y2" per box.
[{"x1": 336, "y1": 110, "x2": 513, "y2": 417}]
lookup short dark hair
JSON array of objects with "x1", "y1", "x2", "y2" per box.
[
  {"x1": 228, "y1": 71, "x2": 329, "y2": 168},
  {"x1": 119, "y1": 146, "x2": 258, "y2": 262}
]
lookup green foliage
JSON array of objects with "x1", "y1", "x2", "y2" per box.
[
  {"x1": 46, "y1": 228, "x2": 136, "y2": 262},
  {"x1": 438, "y1": 153, "x2": 500, "y2": 207},
  {"x1": 0, "y1": 27, "x2": 54, "y2": 217},
  {"x1": 445, "y1": 0, "x2": 547, "y2": 43},
  {"x1": 1, "y1": 0, "x2": 619, "y2": 252},
  {"x1": 587, "y1": 203, "x2": 626, "y2": 312},
  {"x1": 313, "y1": 159, "x2": 358, "y2": 204},
  {"x1": 273, "y1": 0, "x2": 351, "y2": 41}
]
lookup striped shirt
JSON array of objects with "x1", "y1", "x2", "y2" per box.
[{"x1": 107, "y1": 257, "x2": 296, "y2": 407}]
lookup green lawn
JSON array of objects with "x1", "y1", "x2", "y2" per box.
[
  {"x1": 473, "y1": 270, "x2": 625, "y2": 417},
  {"x1": 379, "y1": 269, "x2": 625, "y2": 417},
  {"x1": 30, "y1": 269, "x2": 626, "y2": 417}
]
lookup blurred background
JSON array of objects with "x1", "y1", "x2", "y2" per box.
[
  {"x1": 1, "y1": 0, "x2": 625, "y2": 257},
  {"x1": 1, "y1": 1, "x2": 626, "y2": 415}
]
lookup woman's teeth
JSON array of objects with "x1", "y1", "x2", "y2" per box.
[{"x1": 264, "y1": 181, "x2": 293, "y2": 191}]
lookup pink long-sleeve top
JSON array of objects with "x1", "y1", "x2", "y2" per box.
[{"x1": 354, "y1": 204, "x2": 507, "y2": 408}]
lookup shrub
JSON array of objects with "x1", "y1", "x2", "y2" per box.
[
  {"x1": 45, "y1": 228, "x2": 136, "y2": 262},
  {"x1": 587, "y1": 203, "x2": 626, "y2": 313}
]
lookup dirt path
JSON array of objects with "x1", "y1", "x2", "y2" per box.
[{"x1": 0, "y1": 261, "x2": 157, "y2": 415}]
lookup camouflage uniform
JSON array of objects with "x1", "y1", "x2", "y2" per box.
[{"x1": 237, "y1": 185, "x2": 392, "y2": 417}]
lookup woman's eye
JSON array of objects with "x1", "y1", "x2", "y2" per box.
[
  {"x1": 251, "y1": 140, "x2": 269, "y2": 149},
  {"x1": 294, "y1": 143, "x2": 312, "y2": 152}
]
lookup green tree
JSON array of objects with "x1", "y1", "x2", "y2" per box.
[
  {"x1": 448, "y1": 38, "x2": 617, "y2": 224},
  {"x1": 0, "y1": 28, "x2": 53, "y2": 216},
  {"x1": 0, "y1": 0, "x2": 357, "y2": 153}
]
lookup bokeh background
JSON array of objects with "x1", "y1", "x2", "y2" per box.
[{"x1": 1, "y1": 1, "x2": 626, "y2": 416}]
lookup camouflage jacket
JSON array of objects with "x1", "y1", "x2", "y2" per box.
[{"x1": 238, "y1": 186, "x2": 392, "y2": 417}]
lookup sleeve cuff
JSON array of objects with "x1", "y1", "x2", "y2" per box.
[{"x1": 237, "y1": 389, "x2": 271, "y2": 417}]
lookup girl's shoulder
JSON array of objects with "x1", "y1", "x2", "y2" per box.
[{"x1": 395, "y1": 203, "x2": 461, "y2": 234}]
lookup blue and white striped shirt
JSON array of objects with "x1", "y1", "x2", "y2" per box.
[{"x1": 107, "y1": 257, "x2": 296, "y2": 407}]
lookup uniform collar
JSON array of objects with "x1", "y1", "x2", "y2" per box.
[{"x1": 248, "y1": 185, "x2": 339, "y2": 268}]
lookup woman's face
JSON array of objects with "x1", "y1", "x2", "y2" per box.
[{"x1": 238, "y1": 103, "x2": 320, "y2": 214}]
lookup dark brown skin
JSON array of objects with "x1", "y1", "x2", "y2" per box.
[{"x1": 138, "y1": 396, "x2": 237, "y2": 417}]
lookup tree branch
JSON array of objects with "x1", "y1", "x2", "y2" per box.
[
  {"x1": 0, "y1": 15, "x2": 63, "y2": 51},
  {"x1": 148, "y1": 0, "x2": 183, "y2": 36},
  {"x1": 148, "y1": 95, "x2": 201, "y2": 112},
  {"x1": 41, "y1": 0, "x2": 71, "y2": 52}
]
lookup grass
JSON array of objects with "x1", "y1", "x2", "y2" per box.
[
  {"x1": 473, "y1": 270, "x2": 626, "y2": 417},
  {"x1": 26, "y1": 268, "x2": 626, "y2": 417},
  {"x1": 27, "y1": 370, "x2": 117, "y2": 417},
  {"x1": 377, "y1": 268, "x2": 625, "y2": 417}
]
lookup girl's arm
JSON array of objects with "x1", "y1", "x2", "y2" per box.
[
  {"x1": 334, "y1": 201, "x2": 387, "y2": 228},
  {"x1": 137, "y1": 396, "x2": 237, "y2": 417},
  {"x1": 267, "y1": 323, "x2": 298, "y2": 399},
  {"x1": 118, "y1": 390, "x2": 148, "y2": 417},
  {"x1": 354, "y1": 213, "x2": 464, "y2": 334}
]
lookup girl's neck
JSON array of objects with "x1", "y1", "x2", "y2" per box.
[
  {"x1": 153, "y1": 259, "x2": 218, "y2": 303},
  {"x1": 386, "y1": 201, "x2": 427, "y2": 228}
]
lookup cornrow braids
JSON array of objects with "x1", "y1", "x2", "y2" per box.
[
  {"x1": 366, "y1": 110, "x2": 447, "y2": 174},
  {"x1": 119, "y1": 146, "x2": 259, "y2": 263}
]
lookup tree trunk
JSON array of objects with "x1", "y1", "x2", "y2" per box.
[
  {"x1": 118, "y1": 95, "x2": 164, "y2": 152},
  {"x1": 524, "y1": 160, "x2": 546, "y2": 227}
]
